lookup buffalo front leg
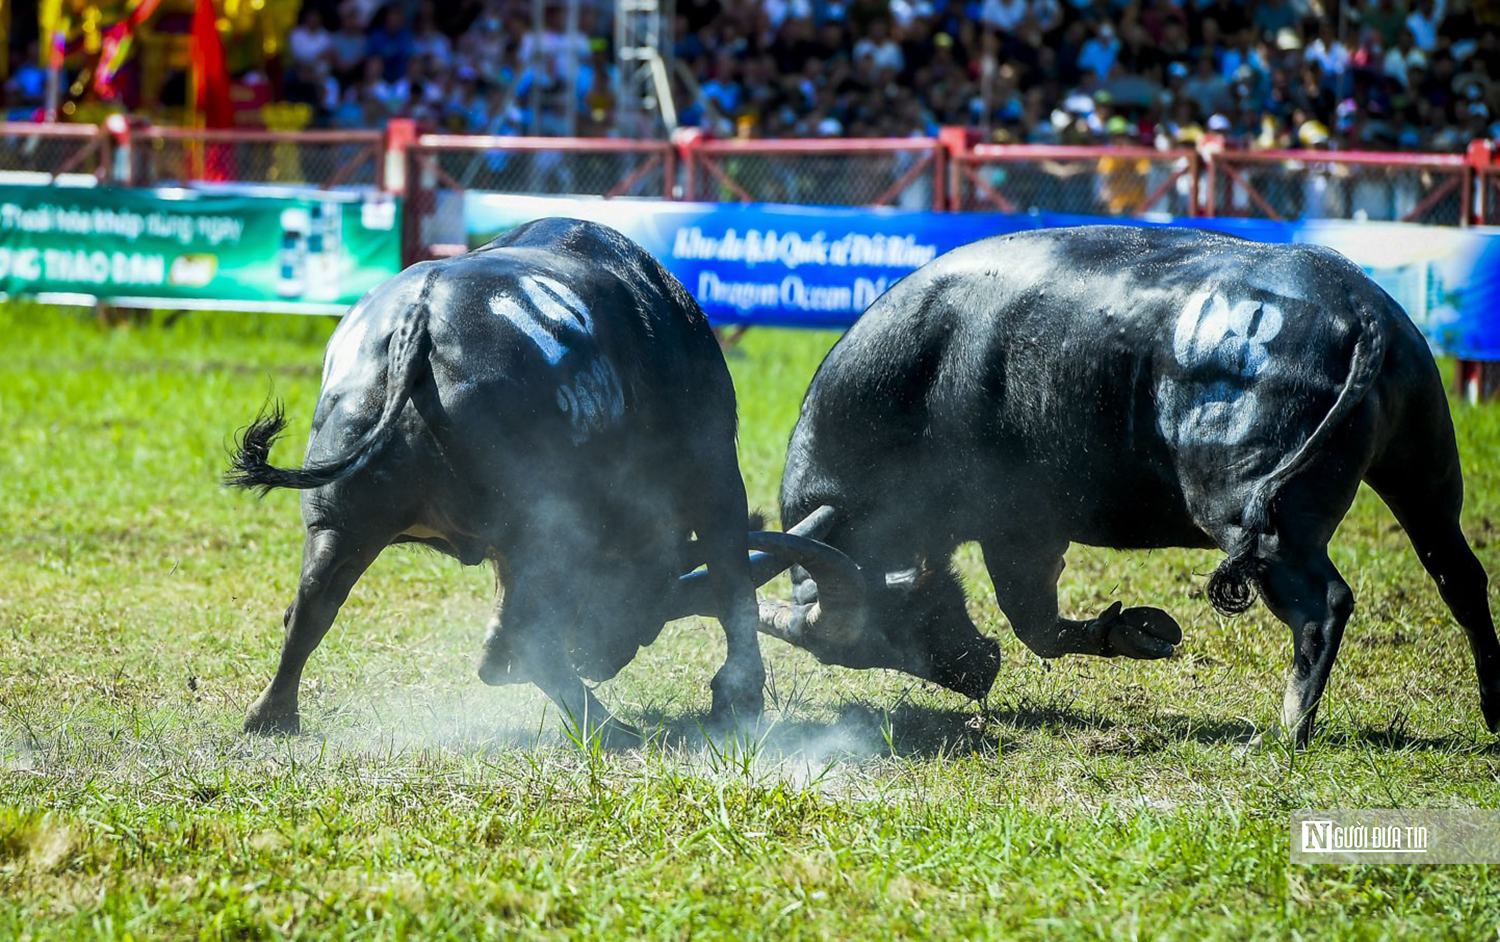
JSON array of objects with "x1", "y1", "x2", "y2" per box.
[
  {"x1": 703, "y1": 526, "x2": 767, "y2": 728},
  {"x1": 245, "y1": 527, "x2": 382, "y2": 735},
  {"x1": 983, "y1": 543, "x2": 1182, "y2": 660}
]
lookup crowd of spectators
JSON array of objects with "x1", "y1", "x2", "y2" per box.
[
  {"x1": 275, "y1": 0, "x2": 1500, "y2": 151},
  {"x1": 5, "y1": 0, "x2": 1497, "y2": 151}
]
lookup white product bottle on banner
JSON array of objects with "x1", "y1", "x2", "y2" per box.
[
  {"x1": 307, "y1": 200, "x2": 343, "y2": 302},
  {"x1": 277, "y1": 208, "x2": 310, "y2": 299}
]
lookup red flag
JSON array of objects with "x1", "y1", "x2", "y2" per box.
[{"x1": 191, "y1": 0, "x2": 233, "y2": 129}]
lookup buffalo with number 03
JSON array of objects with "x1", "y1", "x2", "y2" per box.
[
  {"x1": 763, "y1": 225, "x2": 1500, "y2": 745},
  {"x1": 224, "y1": 218, "x2": 848, "y2": 746}
]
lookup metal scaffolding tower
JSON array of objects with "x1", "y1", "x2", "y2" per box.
[{"x1": 615, "y1": 0, "x2": 677, "y2": 137}]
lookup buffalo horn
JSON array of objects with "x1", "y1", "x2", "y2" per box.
[{"x1": 664, "y1": 505, "x2": 845, "y2": 621}]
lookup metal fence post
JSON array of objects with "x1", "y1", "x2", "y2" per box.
[
  {"x1": 1198, "y1": 138, "x2": 1222, "y2": 218},
  {"x1": 1465, "y1": 140, "x2": 1493, "y2": 227},
  {"x1": 932, "y1": 138, "x2": 947, "y2": 212},
  {"x1": 938, "y1": 127, "x2": 970, "y2": 212},
  {"x1": 1186, "y1": 148, "x2": 1201, "y2": 217},
  {"x1": 673, "y1": 127, "x2": 702, "y2": 203}
]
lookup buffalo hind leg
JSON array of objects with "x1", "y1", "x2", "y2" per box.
[
  {"x1": 244, "y1": 527, "x2": 383, "y2": 735},
  {"x1": 984, "y1": 542, "x2": 1182, "y2": 660},
  {"x1": 1256, "y1": 552, "x2": 1354, "y2": 746},
  {"x1": 1370, "y1": 467, "x2": 1500, "y2": 734}
]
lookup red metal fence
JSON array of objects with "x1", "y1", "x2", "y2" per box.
[
  {"x1": 951, "y1": 144, "x2": 1199, "y2": 217},
  {"x1": 680, "y1": 137, "x2": 945, "y2": 210},
  {"x1": 403, "y1": 134, "x2": 675, "y2": 261},
  {"x1": 126, "y1": 127, "x2": 385, "y2": 189},
  {"x1": 1477, "y1": 165, "x2": 1500, "y2": 226},
  {"x1": 4, "y1": 120, "x2": 1499, "y2": 257},
  {"x1": 0, "y1": 122, "x2": 114, "y2": 181},
  {"x1": 1203, "y1": 148, "x2": 1471, "y2": 226}
]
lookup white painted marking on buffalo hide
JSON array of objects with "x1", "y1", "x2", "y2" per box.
[
  {"x1": 556, "y1": 359, "x2": 625, "y2": 444},
  {"x1": 488, "y1": 274, "x2": 595, "y2": 366},
  {"x1": 1165, "y1": 290, "x2": 1285, "y2": 446},
  {"x1": 490, "y1": 292, "x2": 567, "y2": 364},
  {"x1": 1173, "y1": 290, "x2": 1284, "y2": 377},
  {"x1": 322, "y1": 318, "x2": 371, "y2": 388},
  {"x1": 1168, "y1": 381, "x2": 1260, "y2": 446},
  {"x1": 523, "y1": 275, "x2": 592, "y2": 332}
]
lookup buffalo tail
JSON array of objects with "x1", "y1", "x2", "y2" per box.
[
  {"x1": 224, "y1": 307, "x2": 432, "y2": 495},
  {"x1": 1207, "y1": 294, "x2": 1387, "y2": 616}
]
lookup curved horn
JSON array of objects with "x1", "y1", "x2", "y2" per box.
[
  {"x1": 665, "y1": 505, "x2": 848, "y2": 621},
  {"x1": 750, "y1": 509, "x2": 868, "y2": 648}
]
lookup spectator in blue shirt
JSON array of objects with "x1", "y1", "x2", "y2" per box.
[{"x1": 366, "y1": 6, "x2": 416, "y2": 84}]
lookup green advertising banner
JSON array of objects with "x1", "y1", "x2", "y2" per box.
[{"x1": 0, "y1": 184, "x2": 401, "y2": 314}]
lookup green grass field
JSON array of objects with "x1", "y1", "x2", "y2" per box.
[{"x1": 2, "y1": 301, "x2": 1499, "y2": 938}]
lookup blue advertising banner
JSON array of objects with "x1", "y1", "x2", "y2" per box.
[{"x1": 465, "y1": 194, "x2": 1500, "y2": 357}]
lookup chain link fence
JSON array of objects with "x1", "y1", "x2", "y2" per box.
[
  {"x1": 951, "y1": 146, "x2": 1199, "y2": 217},
  {"x1": 0, "y1": 123, "x2": 111, "y2": 180},
  {"x1": 127, "y1": 129, "x2": 384, "y2": 189},
  {"x1": 404, "y1": 137, "x2": 675, "y2": 260},
  {"x1": 684, "y1": 141, "x2": 942, "y2": 209},
  {"x1": 1, "y1": 121, "x2": 1492, "y2": 234},
  {"x1": 412, "y1": 137, "x2": 672, "y2": 200},
  {"x1": 1476, "y1": 169, "x2": 1500, "y2": 226},
  {"x1": 1207, "y1": 153, "x2": 1468, "y2": 225}
]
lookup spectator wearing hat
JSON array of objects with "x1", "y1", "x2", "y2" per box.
[{"x1": 1097, "y1": 114, "x2": 1149, "y2": 213}]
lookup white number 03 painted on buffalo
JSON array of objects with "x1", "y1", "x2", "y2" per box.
[
  {"x1": 1172, "y1": 290, "x2": 1284, "y2": 378},
  {"x1": 1166, "y1": 290, "x2": 1285, "y2": 446}
]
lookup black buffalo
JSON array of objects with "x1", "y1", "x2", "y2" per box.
[
  {"x1": 226, "y1": 218, "x2": 840, "y2": 744},
  {"x1": 764, "y1": 225, "x2": 1500, "y2": 744}
]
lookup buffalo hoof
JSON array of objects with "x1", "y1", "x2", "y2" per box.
[
  {"x1": 243, "y1": 704, "x2": 300, "y2": 736},
  {"x1": 709, "y1": 667, "x2": 766, "y2": 729},
  {"x1": 1482, "y1": 689, "x2": 1500, "y2": 735},
  {"x1": 1098, "y1": 602, "x2": 1182, "y2": 659}
]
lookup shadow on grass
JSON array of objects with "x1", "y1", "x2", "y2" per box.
[
  {"x1": 627, "y1": 699, "x2": 1499, "y2": 761},
  {"x1": 289, "y1": 694, "x2": 1499, "y2": 762},
  {"x1": 632, "y1": 699, "x2": 1258, "y2": 761},
  {"x1": 1315, "y1": 725, "x2": 1500, "y2": 754}
]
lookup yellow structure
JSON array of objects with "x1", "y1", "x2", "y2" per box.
[{"x1": 31, "y1": 0, "x2": 301, "y2": 122}]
